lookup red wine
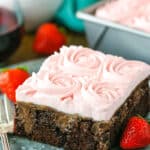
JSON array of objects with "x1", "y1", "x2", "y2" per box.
[{"x1": 0, "y1": 7, "x2": 23, "y2": 62}]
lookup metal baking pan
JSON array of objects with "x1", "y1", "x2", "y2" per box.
[{"x1": 77, "y1": 1, "x2": 150, "y2": 64}]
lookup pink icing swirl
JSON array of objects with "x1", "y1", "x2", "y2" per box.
[
  {"x1": 83, "y1": 81, "x2": 122, "y2": 108},
  {"x1": 34, "y1": 72, "x2": 82, "y2": 101},
  {"x1": 58, "y1": 46, "x2": 105, "y2": 76},
  {"x1": 100, "y1": 55, "x2": 149, "y2": 83}
]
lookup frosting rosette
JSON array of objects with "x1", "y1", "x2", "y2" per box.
[
  {"x1": 58, "y1": 46, "x2": 105, "y2": 77},
  {"x1": 18, "y1": 72, "x2": 82, "y2": 102},
  {"x1": 101, "y1": 55, "x2": 150, "y2": 83},
  {"x1": 45, "y1": 73, "x2": 82, "y2": 101},
  {"x1": 83, "y1": 81, "x2": 122, "y2": 106},
  {"x1": 16, "y1": 72, "x2": 84, "y2": 114},
  {"x1": 82, "y1": 81, "x2": 124, "y2": 120}
]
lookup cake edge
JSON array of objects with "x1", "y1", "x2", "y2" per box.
[{"x1": 14, "y1": 76, "x2": 150, "y2": 150}]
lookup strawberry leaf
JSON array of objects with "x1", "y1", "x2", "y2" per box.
[
  {"x1": 17, "y1": 66, "x2": 28, "y2": 72},
  {"x1": 0, "y1": 68, "x2": 9, "y2": 72},
  {"x1": 0, "y1": 66, "x2": 28, "y2": 73}
]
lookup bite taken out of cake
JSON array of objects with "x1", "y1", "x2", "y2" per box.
[{"x1": 14, "y1": 46, "x2": 150, "y2": 150}]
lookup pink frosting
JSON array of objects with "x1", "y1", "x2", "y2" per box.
[
  {"x1": 16, "y1": 46, "x2": 150, "y2": 121},
  {"x1": 95, "y1": 0, "x2": 150, "y2": 33}
]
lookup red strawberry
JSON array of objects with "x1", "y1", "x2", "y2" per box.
[
  {"x1": 0, "y1": 68, "x2": 30, "y2": 103},
  {"x1": 120, "y1": 116, "x2": 150, "y2": 149},
  {"x1": 33, "y1": 23, "x2": 66, "y2": 55}
]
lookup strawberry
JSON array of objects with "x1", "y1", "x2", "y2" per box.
[
  {"x1": 120, "y1": 116, "x2": 150, "y2": 149},
  {"x1": 0, "y1": 68, "x2": 30, "y2": 103},
  {"x1": 33, "y1": 23, "x2": 66, "y2": 55}
]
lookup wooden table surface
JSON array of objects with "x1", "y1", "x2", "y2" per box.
[{"x1": 7, "y1": 28, "x2": 88, "y2": 65}]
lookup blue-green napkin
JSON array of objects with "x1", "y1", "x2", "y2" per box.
[{"x1": 54, "y1": 0, "x2": 98, "y2": 32}]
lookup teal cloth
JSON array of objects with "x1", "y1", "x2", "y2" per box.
[{"x1": 54, "y1": 0, "x2": 98, "y2": 32}]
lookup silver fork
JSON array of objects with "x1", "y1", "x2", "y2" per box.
[{"x1": 0, "y1": 95, "x2": 15, "y2": 150}]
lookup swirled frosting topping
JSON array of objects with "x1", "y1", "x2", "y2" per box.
[
  {"x1": 95, "y1": 0, "x2": 150, "y2": 33},
  {"x1": 16, "y1": 46, "x2": 150, "y2": 121}
]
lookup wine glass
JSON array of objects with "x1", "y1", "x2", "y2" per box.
[{"x1": 0, "y1": 0, "x2": 24, "y2": 66}]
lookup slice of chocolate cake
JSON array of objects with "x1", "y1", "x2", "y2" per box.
[{"x1": 14, "y1": 46, "x2": 150, "y2": 150}]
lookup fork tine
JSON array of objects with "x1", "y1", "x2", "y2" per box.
[
  {"x1": 0, "y1": 133, "x2": 10, "y2": 150},
  {"x1": 3, "y1": 95, "x2": 10, "y2": 123},
  {"x1": 0, "y1": 98, "x2": 5, "y2": 125},
  {"x1": 4, "y1": 95, "x2": 15, "y2": 123},
  {"x1": 0, "y1": 95, "x2": 15, "y2": 125},
  {"x1": 0, "y1": 95, "x2": 13, "y2": 150}
]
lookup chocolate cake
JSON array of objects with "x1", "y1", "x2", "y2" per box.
[{"x1": 14, "y1": 46, "x2": 150, "y2": 150}]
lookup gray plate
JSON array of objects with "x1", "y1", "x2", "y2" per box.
[{"x1": 0, "y1": 59, "x2": 149, "y2": 150}]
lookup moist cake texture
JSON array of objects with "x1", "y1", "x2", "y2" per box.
[{"x1": 15, "y1": 46, "x2": 150, "y2": 149}]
